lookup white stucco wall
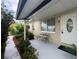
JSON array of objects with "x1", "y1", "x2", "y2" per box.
[
  {"x1": 28, "y1": 8, "x2": 77, "y2": 45},
  {"x1": 60, "y1": 9, "x2": 77, "y2": 45}
]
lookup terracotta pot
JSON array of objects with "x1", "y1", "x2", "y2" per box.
[
  {"x1": 13, "y1": 37, "x2": 23, "y2": 59},
  {"x1": 13, "y1": 37, "x2": 20, "y2": 47}
]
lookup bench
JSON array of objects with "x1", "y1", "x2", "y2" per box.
[{"x1": 36, "y1": 33, "x2": 49, "y2": 41}]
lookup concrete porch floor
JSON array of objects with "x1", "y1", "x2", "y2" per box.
[
  {"x1": 30, "y1": 40, "x2": 76, "y2": 59},
  {"x1": 4, "y1": 36, "x2": 76, "y2": 59}
]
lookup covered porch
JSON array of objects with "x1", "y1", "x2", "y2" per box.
[{"x1": 16, "y1": 0, "x2": 77, "y2": 59}]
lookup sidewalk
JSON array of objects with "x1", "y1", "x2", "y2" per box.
[{"x1": 4, "y1": 36, "x2": 21, "y2": 59}]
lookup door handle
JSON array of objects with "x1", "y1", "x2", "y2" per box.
[{"x1": 61, "y1": 31, "x2": 63, "y2": 34}]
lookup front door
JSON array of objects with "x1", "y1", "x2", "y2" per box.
[{"x1": 60, "y1": 10, "x2": 77, "y2": 45}]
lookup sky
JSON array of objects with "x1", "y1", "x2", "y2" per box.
[
  {"x1": 1, "y1": 0, "x2": 19, "y2": 18},
  {"x1": 1, "y1": 0, "x2": 24, "y2": 22}
]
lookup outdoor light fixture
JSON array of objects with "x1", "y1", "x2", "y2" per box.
[
  {"x1": 16, "y1": 0, "x2": 51, "y2": 20},
  {"x1": 58, "y1": 16, "x2": 60, "y2": 22}
]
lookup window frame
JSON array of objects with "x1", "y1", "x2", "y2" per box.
[{"x1": 40, "y1": 17, "x2": 56, "y2": 33}]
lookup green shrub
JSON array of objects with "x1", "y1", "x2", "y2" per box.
[
  {"x1": 19, "y1": 39, "x2": 26, "y2": 54},
  {"x1": 19, "y1": 39, "x2": 38, "y2": 59},
  {"x1": 23, "y1": 47, "x2": 37, "y2": 59},
  {"x1": 9, "y1": 23, "x2": 24, "y2": 36},
  {"x1": 9, "y1": 23, "x2": 38, "y2": 59},
  {"x1": 28, "y1": 32, "x2": 34, "y2": 40},
  {"x1": 9, "y1": 23, "x2": 34, "y2": 40}
]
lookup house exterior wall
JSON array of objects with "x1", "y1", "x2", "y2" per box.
[
  {"x1": 29, "y1": 17, "x2": 41, "y2": 36},
  {"x1": 29, "y1": 17, "x2": 61, "y2": 45},
  {"x1": 47, "y1": 17, "x2": 61, "y2": 45},
  {"x1": 29, "y1": 8, "x2": 77, "y2": 45},
  {"x1": 33, "y1": 19, "x2": 41, "y2": 35}
]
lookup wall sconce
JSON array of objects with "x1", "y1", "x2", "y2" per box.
[{"x1": 58, "y1": 16, "x2": 60, "y2": 22}]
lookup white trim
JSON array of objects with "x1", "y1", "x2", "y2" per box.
[
  {"x1": 24, "y1": 20, "x2": 26, "y2": 40},
  {"x1": 41, "y1": 31, "x2": 56, "y2": 34}
]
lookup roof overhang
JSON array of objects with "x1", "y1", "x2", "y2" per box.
[
  {"x1": 16, "y1": 0, "x2": 51, "y2": 20},
  {"x1": 16, "y1": 0, "x2": 77, "y2": 20},
  {"x1": 29, "y1": 0, "x2": 77, "y2": 19}
]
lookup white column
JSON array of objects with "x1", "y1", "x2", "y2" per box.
[{"x1": 24, "y1": 20, "x2": 26, "y2": 40}]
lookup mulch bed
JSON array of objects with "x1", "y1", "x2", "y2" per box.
[{"x1": 13, "y1": 37, "x2": 23, "y2": 59}]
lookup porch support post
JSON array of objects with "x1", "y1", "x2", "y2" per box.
[{"x1": 24, "y1": 20, "x2": 26, "y2": 40}]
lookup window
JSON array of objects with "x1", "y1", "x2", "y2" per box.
[
  {"x1": 41, "y1": 17, "x2": 55, "y2": 32},
  {"x1": 47, "y1": 18, "x2": 55, "y2": 32},
  {"x1": 41, "y1": 19, "x2": 47, "y2": 31}
]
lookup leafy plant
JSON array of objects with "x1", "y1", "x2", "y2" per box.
[
  {"x1": 9, "y1": 23, "x2": 38, "y2": 59},
  {"x1": 19, "y1": 39, "x2": 38, "y2": 59},
  {"x1": 9, "y1": 23, "x2": 34, "y2": 40},
  {"x1": 9, "y1": 23, "x2": 24, "y2": 35},
  {"x1": 28, "y1": 32, "x2": 34, "y2": 40}
]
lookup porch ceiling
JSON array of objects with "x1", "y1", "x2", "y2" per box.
[
  {"x1": 29, "y1": 0, "x2": 77, "y2": 19},
  {"x1": 16, "y1": 0, "x2": 77, "y2": 20},
  {"x1": 16, "y1": 0, "x2": 51, "y2": 20}
]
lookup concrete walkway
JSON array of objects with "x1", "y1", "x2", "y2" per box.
[
  {"x1": 4, "y1": 36, "x2": 76, "y2": 59},
  {"x1": 4, "y1": 36, "x2": 21, "y2": 59},
  {"x1": 30, "y1": 40, "x2": 76, "y2": 59}
]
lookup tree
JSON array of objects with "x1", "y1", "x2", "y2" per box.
[{"x1": 1, "y1": 3, "x2": 14, "y2": 59}]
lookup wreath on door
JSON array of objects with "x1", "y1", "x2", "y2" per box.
[{"x1": 66, "y1": 18, "x2": 73, "y2": 32}]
